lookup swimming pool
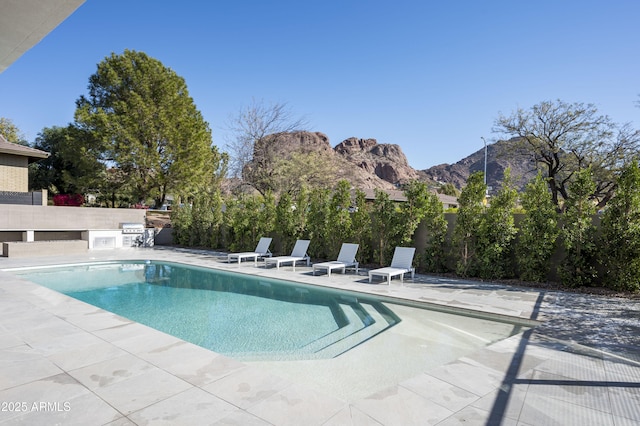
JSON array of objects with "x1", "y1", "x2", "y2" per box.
[
  {"x1": 15, "y1": 261, "x2": 403, "y2": 361},
  {"x1": 15, "y1": 261, "x2": 527, "y2": 365}
]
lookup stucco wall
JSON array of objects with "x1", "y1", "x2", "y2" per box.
[{"x1": 0, "y1": 205, "x2": 146, "y2": 231}]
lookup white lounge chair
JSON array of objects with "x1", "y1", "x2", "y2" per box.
[
  {"x1": 264, "y1": 239, "x2": 311, "y2": 271},
  {"x1": 368, "y1": 247, "x2": 416, "y2": 285},
  {"x1": 312, "y1": 243, "x2": 359, "y2": 276},
  {"x1": 227, "y1": 237, "x2": 272, "y2": 266}
]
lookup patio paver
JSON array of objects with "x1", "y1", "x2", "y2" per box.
[{"x1": 0, "y1": 247, "x2": 639, "y2": 425}]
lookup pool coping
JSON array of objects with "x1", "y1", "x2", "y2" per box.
[{"x1": 1, "y1": 247, "x2": 639, "y2": 425}]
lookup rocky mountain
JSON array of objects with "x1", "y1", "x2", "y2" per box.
[
  {"x1": 334, "y1": 137, "x2": 423, "y2": 184},
  {"x1": 245, "y1": 131, "x2": 536, "y2": 193},
  {"x1": 421, "y1": 138, "x2": 538, "y2": 193},
  {"x1": 252, "y1": 131, "x2": 428, "y2": 190}
]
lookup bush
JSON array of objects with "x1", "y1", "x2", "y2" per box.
[
  {"x1": 517, "y1": 173, "x2": 559, "y2": 282},
  {"x1": 53, "y1": 193, "x2": 84, "y2": 206},
  {"x1": 599, "y1": 161, "x2": 640, "y2": 292}
]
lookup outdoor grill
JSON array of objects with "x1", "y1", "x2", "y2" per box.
[{"x1": 120, "y1": 223, "x2": 145, "y2": 234}]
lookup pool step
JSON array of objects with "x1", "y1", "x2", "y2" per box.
[
  {"x1": 232, "y1": 300, "x2": 398, "y2": 361},
  {"x1": 300, "y1": 301, "x2": 399, "y2": 359},
  {"x1": 296, "y1": 302, "x2": 369, "y2": 354}
]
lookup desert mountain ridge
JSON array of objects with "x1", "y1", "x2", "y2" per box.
[{"x1": 250, "y1": 131, "x2": 537, "y2": 193}]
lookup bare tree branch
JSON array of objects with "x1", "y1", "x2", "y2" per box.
[{"x1": 224, "y1": 99, "x2": 309, "y2": 181}]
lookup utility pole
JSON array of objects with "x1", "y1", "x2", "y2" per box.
[
  {"x1": 481, "y1": 136, "x2": 489, "y2": 199},
  {"x1": 480, "y1": 137, "x2": 487, "y2": 185}
]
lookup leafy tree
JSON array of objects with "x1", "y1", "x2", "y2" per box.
[
  {"x1": 494, "y1": 99, "x2": 639, "y2": 209},
  {"x1": 399, "y1": 181, "x2": 431, "y2": 246},
  {"x1": 171, "y1": 204, "x2": 193, "y2": 246},
  {"x1": 476, "y1": 168, "x2": 518, "y2": 279},
  {"x1": 306, "y1": 188, "x2": 331, "y2": 259},
  {"x1": 370, "y1": 189, "x2": 401, "y2": 266},
  {"x1": 29, "y1": 125, "x2": 108, "y2": 195},
  {"x1": 225, "y1": 192, "x2": 276, "y2": 252},
  {"x1": 0, "y1": 117, "x2": 27, "y2": 145},
  {"x1": 422, "y1": 191, "x2": 449, "y2": 273},
  {"x1": 269, "y1": 150, "x2": 338, "y2": 196},
  {"x1": 188, "y1": 191, "x2": 224, "y2": 248},
  {"x1": 599, "y1": 160, "x2": 640, "y2": 292},
  {"x1": 350, "y1": 189, "x2": 372, "y2": 264},
  {"x1": 29, "y1": 126, "x2": 69, "y2": 192},
  {"x1": 438, "y1": 182, "x2": 459, "y2": 197},
  {"x1": 559, "y1": 167, "x2": 598, "y2": 287},
  {"x1": 274, "y1": 188, "x2": 309, "y2": 254},
  {"x1": 98, "y1": 167, "x2": 130, "y2": 207},
  {"x1": 517, "y1": 172, "x2": 559, "y2": 282},
  {"x1": 74, "y1": 49, "x2": 219, "y2": 207},
  {"x1": 327, "y1": 180, "x2": 355, "y2": 257},
  {"x1": 225, "y1": 99, "x2": 308, "y2": 183},
  {"x1": 453, "y1": 171, "x2": 487, "y2": 276}
]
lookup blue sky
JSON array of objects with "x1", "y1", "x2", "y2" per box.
[{"x1": 0, "y1": 0, "x2": 638, "y2": 170}]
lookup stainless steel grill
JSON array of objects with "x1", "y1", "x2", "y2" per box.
[{"x1": 120, "y1": 223, "x2": 145, "y2": 234}]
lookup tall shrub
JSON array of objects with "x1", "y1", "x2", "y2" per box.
[
  {"x1": 189, "y1": 191, "x2": 223, "y2": 248},
  {"x1": 599, "y1": 160, "x2": 640, "y2": 292},
  {"x1": 517, "y1": 173, "x2": 559, "y2": 282},
  {"x1": 422, "y1": 192, "x2": 448, "y2": 273},
  {"x1": 370, "y1": 189, "x2": 401, "y2": 265},
  {"x1": 306, "y1": 188, "x2": 331, "y2": 259},
  {"x1": 274, "y1": 188, "x2": 309, "y2": 254},
  {"x1": 399, "y1": 181, "x2": 431, "y2": 246},
  {"x1": 171, "y1": 203, "x2": 193, "y2": 246},
  {"x1": 327, "y1": 180, "x2": 354, "y2": 256},
  {"x1": 560, "y1": 167, "x2": 598, "y2": 287},
  {"x1": 226, "y1": 192, "x2": 276, "y2": 252},
  {"x1": 350, "y1": 189, "x2": 372, "y2": 264},
  {"x1": 476, "y1": 169, "x2": 518, "y2": 279},
  {"x1": 453, "y1": 171, "x2": 487, "y2": 277}
]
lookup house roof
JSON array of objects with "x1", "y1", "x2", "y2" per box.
[
  {"x1": 0, "y1": 0, "x2": 86, "y2": 73},
  {"x1": 359, "y1": 187, "x2": 459, "y2": 206},
  {"x1": 0, "y1": 134, "x2": 49, "y2": 163}
]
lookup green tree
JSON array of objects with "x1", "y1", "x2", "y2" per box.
[
  {"x1": 0, "y1": 117, "x2": 27, "y2": 145},
  {"x1": 494, "y1": 99, "x2": 639, "y2": 209},
  {"x1": 422, "y1": 191, "x2": 449, "y2": 273},
  {"x1": 350, "y1": 189, "x2": 372, "y2": 264},
  {"x1": 399, "y1": 181, "x2": 431, "y2": 246},
  {"x1": 560, "y1": 167, "x2": 598, "y2": 287},
  {"x1": 517, "y1": 172, "x2": 559, "y2": 282},
  {"x1": 476, "y1": 168, "x2": 518, "y2": 279},
  {"x1": 599, "y1": 160, "x2": 640, "y2": 292},
  {"x1": 438, "y1": 182, "x2": 459, "y2": 197},
  {"x1": 453, "y1": 171, "x2": 487, "y2": 276},
  {"x1": 306, "y1": 188, "x2": 331, "y2": 259},
  {"x1": 225, "y1": 192, "x2": 276, "y2": 252},
  {"x1": 171, "y1": 204, "x2": 193, "y2": 246},
  {"x1": 30, "y1": 125, "x2": 107, "y2": 195},
  {"x1": 326, "y1": 180, "x2": 354, "y2": 257},
  {"x1": 370, "y1": 189, "x2": 401, "y2": 266},
  {"x1": 274, "y1": 188, "x2": 309, "y2": 254},
  {"x1": 188, "y1": 191, "x2": 224, "y2": 248},
  {"x1": 74, "y1": 49, "x2": 219, "y2": 207},
  {"x1": 29, "y1": 126, "x2": 69, "y2": 193},
  {"x1": 270, "y1": 150, "x2": 338, "y2": 196}
]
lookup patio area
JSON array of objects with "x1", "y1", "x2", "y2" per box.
[{"x1": 1, "y1": 247, "x2": 639, "y2": 425}]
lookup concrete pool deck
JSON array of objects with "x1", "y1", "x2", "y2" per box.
[{"x1": 0, "y1": 247, "x2": 638, "y2": 425}]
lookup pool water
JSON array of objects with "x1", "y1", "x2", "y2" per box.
[
  {"x1": 16, "y1": 259, "x2": 529, "y2": 382},
  {"x1": 17, "y1": 261, "x2": 401, "y2": 361}
]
